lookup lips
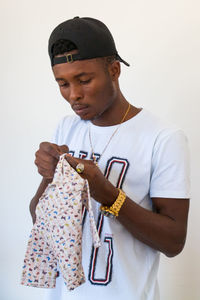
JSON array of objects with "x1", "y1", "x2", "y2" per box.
[{"x1": 72, "y1": 104, "x2": 90, "y2": 116}]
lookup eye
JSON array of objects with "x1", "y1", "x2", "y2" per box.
[
  {"x1": 80, "y1": 78, "x2": 92, "y2": 85},
  {"x1": 59, "y1": 82, "x2": 69, "y2": 88}
]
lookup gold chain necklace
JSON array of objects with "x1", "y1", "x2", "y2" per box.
[{"x1": 89, "y1": 102, "x2": 131, "y2": 165}]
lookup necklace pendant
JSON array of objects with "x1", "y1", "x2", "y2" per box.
[{"x1": 92, "y1": 154, "x2": 98, "y2": 166}]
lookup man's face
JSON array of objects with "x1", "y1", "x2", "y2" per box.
[{"x1": 52, "y1": 58, "x2": 119, "y2": 123}]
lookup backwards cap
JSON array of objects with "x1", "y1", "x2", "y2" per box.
[{"x1": 48, "y1": 16, "x2": 130, "y2": 67}]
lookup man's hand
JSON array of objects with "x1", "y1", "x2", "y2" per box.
[
  {"x1": 65, "y1": 154, "x2": 118, "y2": 206},
  {"x1": 35, "y1": 142, "x2": 69, "y2": 179}
]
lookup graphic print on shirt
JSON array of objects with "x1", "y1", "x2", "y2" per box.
[
  {"x1": 104, "y1": 157, "x2": 129, "y2": 189},
  {"x1": 74, "y1": 150, "x2": 129, "y2": 286},
  {"x1": 88, "y1": 156, "x2": 129, "y2": 285},
  {"x1": 79, "y1": 151, "x2": 88, "y2": 159},
  {"x1": 78, "y1": 151, "x2": 101, "y2": 163},
  {"x1": 88, "y1": 213, "x2": 114, "y2": 285},
  {"x1": 69, "y1": 150, "x2": 75, "y2": 157},
  {"x1": 69, "y1": 150, "x2": 129, "y2": 285}
]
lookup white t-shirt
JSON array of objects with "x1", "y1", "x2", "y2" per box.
[{"x1": 45, "y1": 108, "x2": 190, "y2": 300}]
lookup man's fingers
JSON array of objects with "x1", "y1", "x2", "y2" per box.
[
  {"x1": 47, "y1": 143, "x2": 62, "y2": 159},
  {"x1": 35, "y1": 157, "x2": 57, "y2": 170},
  {"x1": 65, "y1": 154, "x2": 80, "y2": 170},
  {"x1": 59, "y1": 145, "x2": 69, "y2": 154},
  {"x1": 37, "y1": 167, "x2": 54, "y2": 179},
  {"x1": 39, "y1": 142, "x2": 60, "y2": 159},
  {"x1": 39, "y1": 143, "x2": 69, "y2": 160}
]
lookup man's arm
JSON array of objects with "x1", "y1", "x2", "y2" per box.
[
  {"x1": 29, "y1": 178, "x2": 52, "y2": 224},
  {"x1": 118, "y1": 196, "x2": 189, "y2": 257},
  {"x1": 98, "y1": 176, "x2": 189, "y2": 257},
  {"x1": 65, "y1": 154, "x2": 189, "y2": 257}
]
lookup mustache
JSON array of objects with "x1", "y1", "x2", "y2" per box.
[{"x1": 72, "y1": 104, "x2": 89, "y2": 110}]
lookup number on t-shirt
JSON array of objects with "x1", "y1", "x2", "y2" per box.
[{"x1": 80, "y1": 152, "x2": 129, "y2": 285}]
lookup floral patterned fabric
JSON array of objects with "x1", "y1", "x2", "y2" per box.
[{"x1": 21, "y1": 154, "x2": 101, "y2": 290}]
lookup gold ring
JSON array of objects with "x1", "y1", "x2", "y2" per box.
[{"x1": 76, "y1": 163, "x2": 84, "y2": 174}]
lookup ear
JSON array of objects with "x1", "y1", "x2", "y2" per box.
[{"x1": 108, "y1": 60, "x2": 121, "y2": 81}]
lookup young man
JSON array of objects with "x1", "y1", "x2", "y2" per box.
[{"x1": 31, "y1": 17, "x2": 190, "y2": 300}]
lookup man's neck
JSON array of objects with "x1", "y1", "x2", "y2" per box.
[{"x1": 91, "y1": 95, "x2": 140, "y2": 127}]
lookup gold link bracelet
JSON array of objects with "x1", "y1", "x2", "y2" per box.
[{"x1": 100, "y1": 189, "x2": 126, "y2": 218}]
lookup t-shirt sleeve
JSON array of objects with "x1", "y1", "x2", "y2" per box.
[{"x1": 150, "y1": 129, "x2": 190, "y2": 199}]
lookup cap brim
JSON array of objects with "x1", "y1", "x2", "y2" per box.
[{"x1": 117, "y1": 54, "x2": 130, "y2": 66}]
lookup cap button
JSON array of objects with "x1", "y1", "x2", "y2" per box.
[{"x1": 74, "y1": 16, "x2": 79, "y2": 19}]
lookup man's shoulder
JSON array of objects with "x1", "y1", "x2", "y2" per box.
[
  {"x1": 131, "y1": 109, "x2": 188, "y2": 151},
  {"x1": 140, "y1": 108, "x2": 183, "y2": 135}
]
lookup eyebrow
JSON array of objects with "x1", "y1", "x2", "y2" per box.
[{"x1": 55, "y1": 72, "x2": 95, "y2": 82}]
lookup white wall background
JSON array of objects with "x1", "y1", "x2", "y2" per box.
[{"x1": 1, "y1": 0, "x2": 199, "y2": 299}]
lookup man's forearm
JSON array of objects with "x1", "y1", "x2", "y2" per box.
[
  {"x1": 118, "y1": 196, "x2": 189, "y2": 257},
  {"x1": 96, "y1": 182, "x2": 189, "y2": 257},
  {"x1": 29, "y1": 178, "x2": 52, "y2": 224}
]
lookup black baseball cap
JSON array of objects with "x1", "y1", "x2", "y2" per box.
[{"x1": 48, "y1": 16, "x2": 130, "y2": 67}]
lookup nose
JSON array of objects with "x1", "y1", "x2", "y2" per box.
[{"x1": 68, "y1": 84, "x2": 83, "y2": 103}]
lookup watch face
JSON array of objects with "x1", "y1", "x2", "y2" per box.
[{"x1": 101, "y1": 210, "x2": 116, "y2": 219}]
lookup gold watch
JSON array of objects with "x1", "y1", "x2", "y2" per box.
[{"x1": 100, "y1": 189, "x2": 126, "y2": 218}]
